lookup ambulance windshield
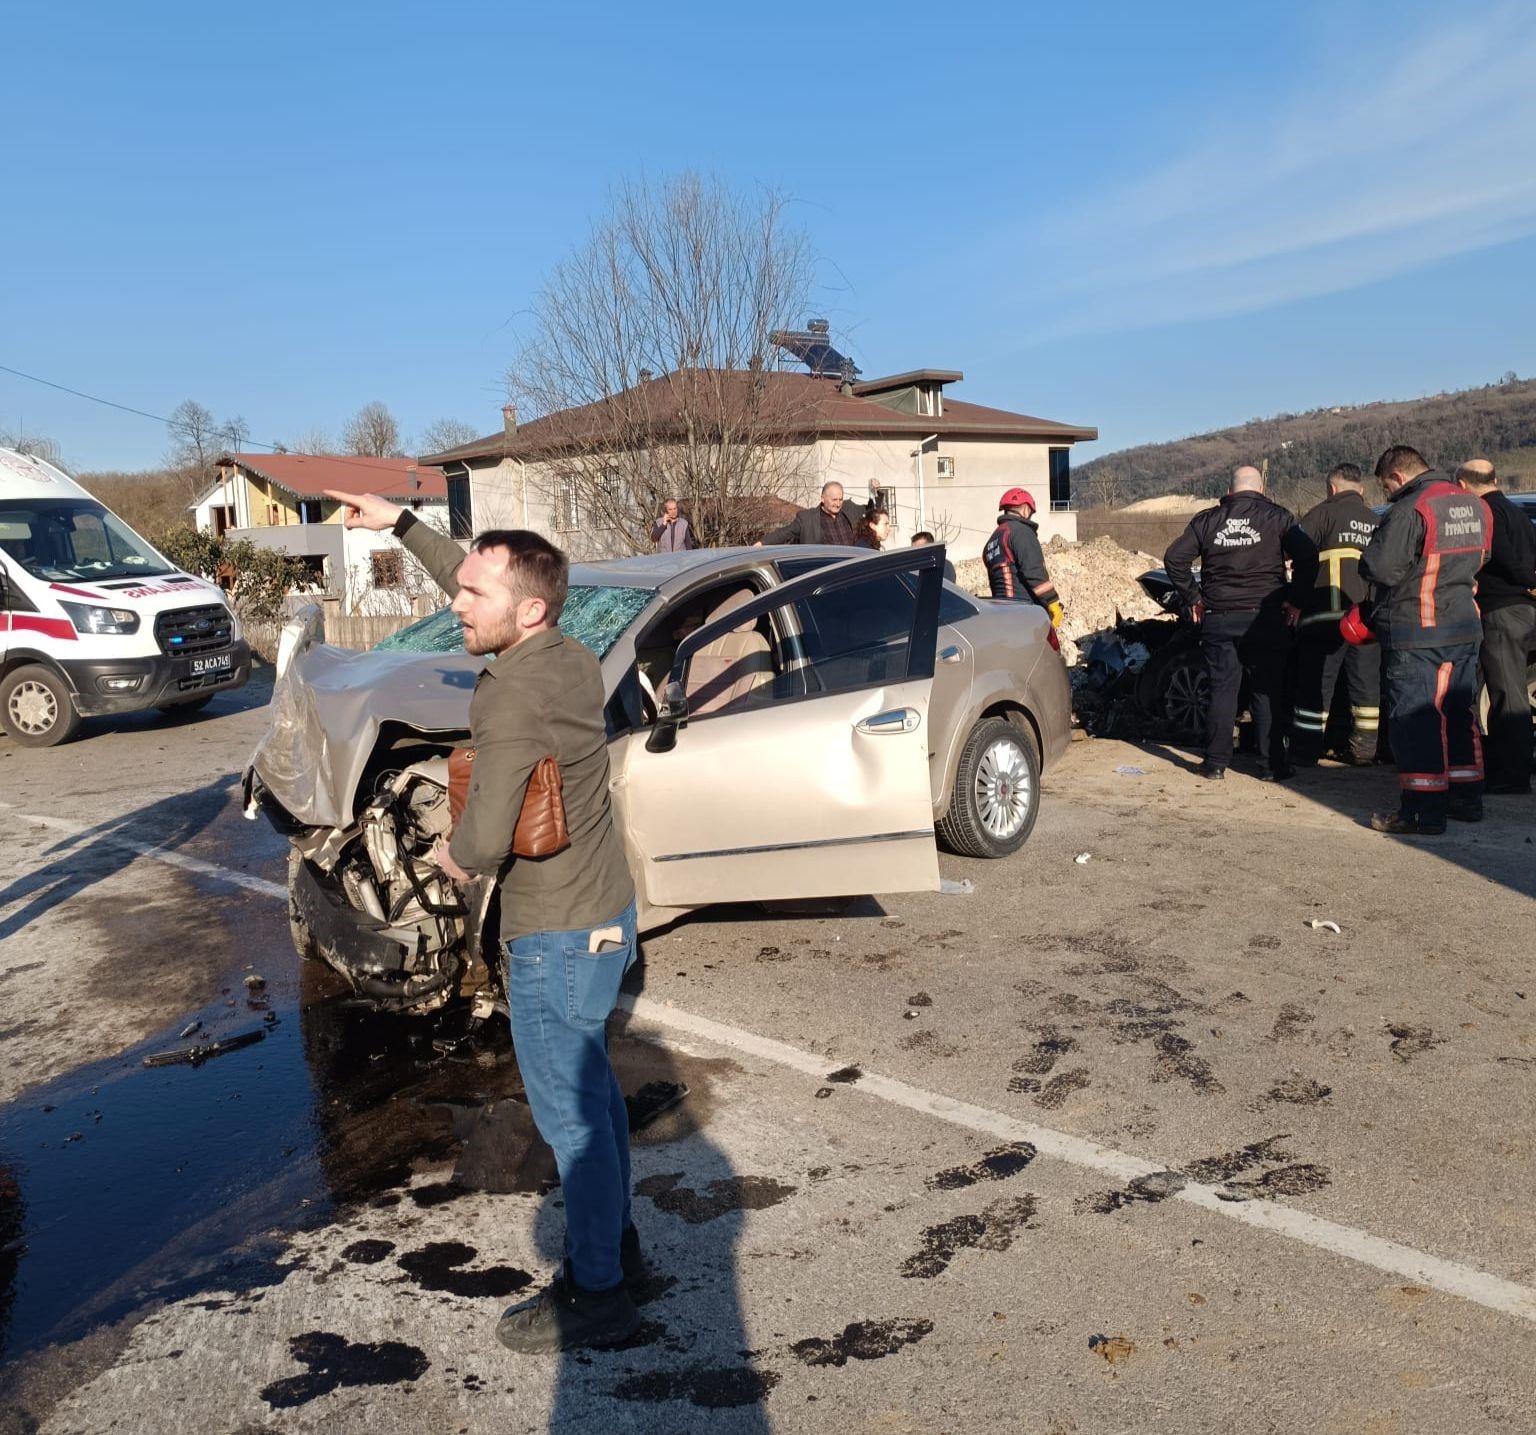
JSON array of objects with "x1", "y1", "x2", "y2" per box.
[{"x1": 0, "y1": 499, "x2": 174, "y2": 582}]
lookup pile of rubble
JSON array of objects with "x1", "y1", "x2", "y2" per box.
[{"x1": 953, "y1": 535, "x2": 1167, "y2": 665}]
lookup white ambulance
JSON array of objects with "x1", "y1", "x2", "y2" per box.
[{"x1": 0, "y1": 446, "x2": 251, "y2": 746}]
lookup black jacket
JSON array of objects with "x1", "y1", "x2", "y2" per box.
[
  {"x1": 1359, "y1": 471, "x2": 1489, "y2": 649},
  {"x1": 1296, "y1": 489, "x2": 1378, "y2": 625},
  {"x1": 1475, "y1": 489, "x2": 1536, "y2": 612},
  {"x1": 762, "y1": 501, "x2": 869, "y2": 546},
  {"x1": 982, "y1": 515, "x2": 1059, "y2": 606},
  {"x1": 1164, "y1": 492, "x2": 1318, "y2": 616}
]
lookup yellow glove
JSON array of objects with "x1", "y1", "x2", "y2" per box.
[{"x1": 1047, "y1": 601, "x2": 1064, "y2": 629}]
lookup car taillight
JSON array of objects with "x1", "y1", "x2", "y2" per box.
[{"x1": 1045, "y1": 624, "x2": 1060, "y2": 652}]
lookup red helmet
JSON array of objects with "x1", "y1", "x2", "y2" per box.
[
  {"x1": 1340, "y1": 604, "x2": 1375, "y2": 645},
  {"x1": 999, "y1": 487, "x2": 1036, "y2": 513}
]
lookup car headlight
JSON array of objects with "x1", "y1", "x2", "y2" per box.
[
  {"x1": 227, "y1": 606, "x2": 244, "y2": 642},
  {"x1": 60, "y1": 601, "x2": 140, "y2": 635}
]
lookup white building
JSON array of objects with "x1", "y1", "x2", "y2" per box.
[{"x1": 191, "y1": 453, "x2": 453, "y2": 615}]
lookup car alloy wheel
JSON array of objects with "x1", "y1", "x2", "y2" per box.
[
  {"x1": 1162, "y1": 656, "x2": 1209, "y2": 737},
  {"x1": 975, "y1": 735, "x2": 1032, "y2": 840}
]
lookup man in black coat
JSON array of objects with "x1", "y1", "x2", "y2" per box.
[
  {"x1": 756, "y1": 481, "x2": 871, "y2": 546},
  {"x1": 1456, "y1": 460, "x2": 1535, "y2": 795},
  {"x1": 1164, "y1": 466, "x2": 1319, "y2": 780}
]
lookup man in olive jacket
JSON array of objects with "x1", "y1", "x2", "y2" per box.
[{"x1": 328, "y1": 490, "x2": 641, "y2": 1353}]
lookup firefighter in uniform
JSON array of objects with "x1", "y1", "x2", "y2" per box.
[
  {"x1": 1293, "y1": 463, "x2": 1380, "y2": 764},
  {"x1": 1164, "y1": 466, "x2": 1318, "y2": 780},
  {"x1": 1359, "y1": 445, "x2": 1491, "y2": 835},
  {"x1": 983, "y1": 488, "x2": 1064, "y2": 627}
]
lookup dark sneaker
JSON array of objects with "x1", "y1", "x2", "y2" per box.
[
  {"x1": 496, "y1": 1272, "x2": 640, "y2": 1354},
  {"x1": 1447, "y1": 800, "x2": 1484, "y2": 823},
  {"x1": 1370, "y1": 810, "x2": 1446, "y2": 836},
  {"x1": 1258, "y1": 764, "x2": 1295, "y2": 783},
  {"x1": 1196, "y1": 761, "x2": 1226, "y2": 780}
]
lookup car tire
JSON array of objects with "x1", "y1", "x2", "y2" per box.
[
  {"x1": 1155, "y1": 649, "x2": 1209, "y2": 738},
  {"x1": 936, "y1": 717, "x2": 1040, "y2": 859},
  {"x1": 0, "y1": 664, "x2": 83, "y2": 748},
  {"x1": 158, "y1": 694, "x2": 215, "y2": 716},
  {"x1": 288, "y1": 849, "x2": 321, "y2": 963}
]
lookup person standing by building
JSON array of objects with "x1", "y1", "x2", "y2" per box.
[
  {"x1": 1163, "y1": 466, "x2": 1318, "y2": 781},
  {"x1": 755, "y1": 481, "x2": 871, "y2": 546},
  {"x1": 856, "y1": 509, "x2": 891, "y2": 550},
  {"x1": 1293, "y1": 463, "x2": 1380, "y2": 764},
  {"x1": 1455, "y1": 459, "x2": 1535, "y2": 795},
  {"x1": 983, "y1": 488, "x2": 1064, "y2": 627},
  {"x1": 651, "y1": 498, "x2": 695, "y2": 552},
  {"x1": 326, "y1": 488, "x2": 643, "y2": 1353},
  {"x1": 1358, "y1": 446, "x2": 1491, "y2": 834}
]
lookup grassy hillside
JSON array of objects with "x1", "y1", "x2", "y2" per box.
[{"x1": 1078, "y1": 376, "x2": 1536, "y2": 510}]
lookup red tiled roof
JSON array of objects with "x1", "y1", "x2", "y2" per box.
[
  {"x1": 220, "y1": 453, "x2": 448, "y2": 501},
  {"x1": 421, "y1": 372, "x2": 1096, "y2": 466}
]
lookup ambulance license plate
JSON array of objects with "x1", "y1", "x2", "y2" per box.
[{"x1": 192, "y1": 652, "x2": 233, "y2": 677}]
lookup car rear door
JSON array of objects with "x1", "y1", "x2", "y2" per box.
[{"x1": 613, "y1": 546, "x2": 944, "y2": 908}]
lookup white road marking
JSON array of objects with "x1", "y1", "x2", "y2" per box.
[
  {"x1": 2, "y1": 805, "x2": 287, "y2": 900},
  {"x1": 7, "y1": 804, "x2": 1532, "y2": 1325}
]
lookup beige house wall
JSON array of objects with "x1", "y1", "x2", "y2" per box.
[
  {"x1": 813, "y1": 436, "x2": 1077, "y2": 560},
  {"x1": 463, "y1": 436, "x2": 1078, "y2": 561}
]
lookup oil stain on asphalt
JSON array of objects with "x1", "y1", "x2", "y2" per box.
[
  {"x1": 259, "y1": 1330, "x2": 430, "y2": 1409},
  {"x1": 926, "y1": 1143, "x2": 1036, "y2": 1191},
  {"x1": 634, "y1": 1172, "x2": 797, "y2": 1224},
  {"x1": 790, "y1": 1318, "x2": 934, "y2": 1366},
  {"x1": 395, "y1": 1241, "x2": 532, "y2": 1299},
  {"x1": 900, "y1": 1195, "x2": 1038, "y2": 1279},
  {"x1": 611, "y1": 1366, "x2": 781, "y2": 1408}
]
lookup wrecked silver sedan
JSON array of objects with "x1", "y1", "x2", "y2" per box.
[{"x1": 244, "y1": 544, "x2": 1070, "y2": 1014}]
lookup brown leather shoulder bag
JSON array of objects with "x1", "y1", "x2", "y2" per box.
[{"x1": 446, "y1": 748, "x2": 571, "y2": 859}]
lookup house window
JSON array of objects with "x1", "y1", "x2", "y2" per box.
[
  {"x1": 267, "y1": 504, "x2": 281, "y2": 526},
  {"x1": 936, "y1": 456, "x2": 955, "y2": 480},
  {"x1": 599, "y1": 466, "x2": 625, "y2": 513},
  {"x1": 558, "y1": 478, "x2": 581, "y2": 531},
  {"x1": 297, "y1": 499, "x2": 323, "y2": 524},
  {"x1": 210, "y1": 505, "x2": 233, "y2": 536},
  {"x1": 371, "y1": 550, "x2": 405, "y2": 589},
  {"x1": 1048, "y1": 448, "x2": 1072, "y2": 511},
  {"x1": 447, "y1": 474, "x2": 472, "y2": 540}
]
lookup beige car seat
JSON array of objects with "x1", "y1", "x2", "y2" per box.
[{"x1": 685, "y1": 589, "x2": 774, "y2": 715}]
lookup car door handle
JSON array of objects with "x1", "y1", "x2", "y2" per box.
[
  {"x1": 939, "y1": 645, "x2": 962, "y2": 664},
  {"x1": 856, "y1": 708, "x2": 920, "y2": 735}
]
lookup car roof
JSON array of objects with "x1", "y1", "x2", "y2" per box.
[{"x1": 568, "y1": 543, "x2": 899, "y2": 596}]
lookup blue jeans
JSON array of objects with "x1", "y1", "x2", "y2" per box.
[{"x1": 504, "y1": 900, "x2": 638, "y2": 1292}]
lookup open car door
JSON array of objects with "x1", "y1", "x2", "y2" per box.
[{"x1": 613, "y1": 545, "x2": 944, "y2": 908}]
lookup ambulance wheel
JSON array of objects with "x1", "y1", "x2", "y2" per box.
[
  {"x1": 158, "y1": 695, "x2": 214, "y2": 716},
  {"x1": 0, "y1": 664, "x2": 83, "y2": 748}
]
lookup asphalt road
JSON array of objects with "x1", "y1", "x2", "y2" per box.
[{"x1": 2, "y1": 672, "x2": 1534, "y2": 1434}]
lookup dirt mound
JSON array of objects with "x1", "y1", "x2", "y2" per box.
[
  {"x1": 954, "y1": 536, "x2": 1166, "y2": 664},
  {"x1": 1120, "y1": 494, "x2": 1214, "y2": 514}
]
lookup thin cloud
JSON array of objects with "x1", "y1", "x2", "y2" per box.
[{"x1": 1019, "y1": 4, "x2": 1536, "y2": 340}]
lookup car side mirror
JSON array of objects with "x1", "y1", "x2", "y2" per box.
[{"x1": 645, "y1": 681, "x2": 688, "y2": 753}]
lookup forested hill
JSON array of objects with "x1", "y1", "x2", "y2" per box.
[{"x1": 1076, "y1": 375, "x2": 1536, "y2": 505}]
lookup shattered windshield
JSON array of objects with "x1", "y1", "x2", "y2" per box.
[
  {"x1": 372, "y1": 584, "x2": 654, "y2": 659},
  {"x1": 0, "y1": 499, "x2": 174, "y2": 581}
]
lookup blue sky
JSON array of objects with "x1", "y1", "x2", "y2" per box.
[{"x1": 5, "y1": 0, "x2": 1534, "y2": 471}]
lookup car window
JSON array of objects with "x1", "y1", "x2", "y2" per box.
[
  {"x1": 372, "y1": 584, "x2": 652, "y2": 658},
  {"x1": 0, "y1": 499, "x2": 173, "y2": 580},
  {"x1": 791, "y1": 571, "x2": 918, "y2": 694}
]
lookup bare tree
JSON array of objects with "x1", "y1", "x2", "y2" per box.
[
  {"x1": 287, "y1": 426, "x2": 336, "y2": 456},
  {"x1": 508, "y1": 172, "x2": 822, "y2": 552},
  {"x1": 0, "y1": 427, "x2": 63, "y2": 466},
  {"x1": 166, "y1": 399, "x2": 246, "y2": 506},
  {"x1": 342, "y1": 402, "x2": 406, "y2": 458},
  {"x1": 417, "y1": 417, "x2": 481, "y2": 457},
  {"x1": 1077, "y1": 464, "x2": 1126, "y2": 512}
]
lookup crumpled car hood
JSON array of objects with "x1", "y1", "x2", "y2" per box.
[{"x1": 249, "y1": 639, "x2": 480, "y2": 829}]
